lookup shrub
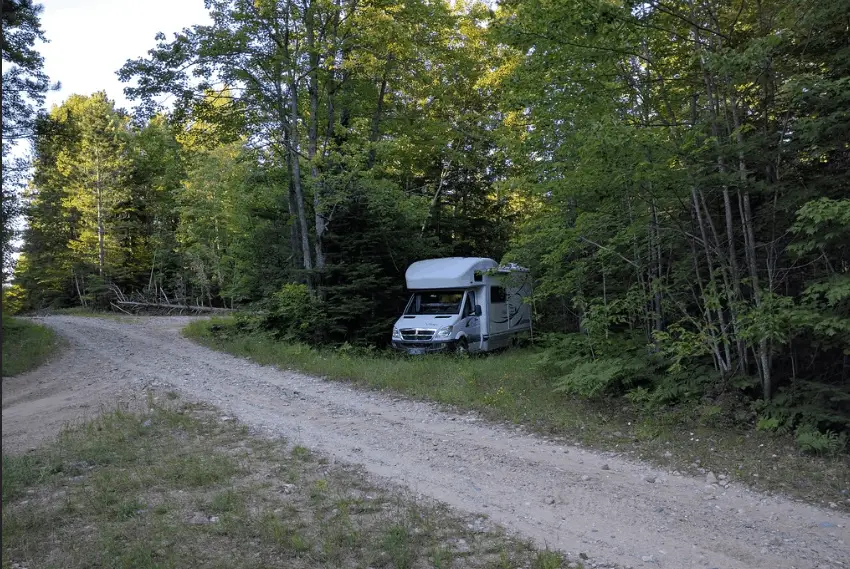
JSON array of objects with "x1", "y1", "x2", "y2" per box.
[{"x1": 259, "y1": 283, "x2": 328, "y2": 344}]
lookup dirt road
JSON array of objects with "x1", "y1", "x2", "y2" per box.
[{"x1": 3, "y1": 316, "x2": 848, "y2": 569}]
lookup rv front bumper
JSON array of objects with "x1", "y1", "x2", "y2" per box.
[{"x1": 391, "y1": 340, "x2": 453, "y2": 355}]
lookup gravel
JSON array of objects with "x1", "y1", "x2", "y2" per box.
[{"x1": 4, "y1": 315, "x2": 850, "y2": 569}]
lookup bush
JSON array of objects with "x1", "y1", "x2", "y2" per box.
[
  {"x1": 2, "y1": 284, "x2": 26, "y2": 315},
  {"x1": 258, "y1": 283, "x2": 327, "y2": 344}
]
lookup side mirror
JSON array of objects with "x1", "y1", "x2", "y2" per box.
[{"x1": 474, "y1": 305, "x2": 482, "y2": 317}]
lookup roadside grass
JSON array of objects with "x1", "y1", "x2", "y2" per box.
[
  {"x1": 1, "y1": 395, "x2": 581, "y2": 569},
  {"x1": 1, "y1": 316, "x2": 59, "y2": 377},
  {"x1": 184, "y1": 317, "x2": 850, "y2": 511}
]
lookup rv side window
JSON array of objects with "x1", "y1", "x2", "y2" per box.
[
  {"x1": 474, "y1": 271, "x2": 483, "y2": 282},
  {"x1": 491, "y1": 286, "x2": 506, "y2": 304}
]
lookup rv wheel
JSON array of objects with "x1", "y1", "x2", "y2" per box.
[{"x1": 455, "y1": 337, "x2": 469, "y2": 355}]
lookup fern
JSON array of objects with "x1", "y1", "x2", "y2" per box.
[
  {"x1": 795, "y1": 425, "x2": 848, "y2": 455},
  {"x1": 553, "y1": 356, "x2": 648, "y2": 398},
  {"x1": 756, "y1": 417, "x2": 781, "y2": 432}
]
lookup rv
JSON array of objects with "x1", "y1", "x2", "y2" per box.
[{"x1": 391, "y1": 257, "x2": 532, "y2": 355}]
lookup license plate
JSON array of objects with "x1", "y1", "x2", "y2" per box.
[{"x1": 408, "y1": 347, "x2": 426, "y2": 355}]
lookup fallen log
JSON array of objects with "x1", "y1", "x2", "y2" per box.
[
  {"x1": 115, "y1": 301, "x2": 233, "y2": 313},
  {"x1": 110, "y1": 302, "x2": 133, "y2": 315}
]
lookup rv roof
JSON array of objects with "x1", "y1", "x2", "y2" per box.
[{"x1": 405, "y1": 257, "x2": 497, "y2": 290}]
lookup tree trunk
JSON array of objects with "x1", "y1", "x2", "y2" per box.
[
  {"x1": 305, "y1": 1, "x2": 326, "y2": 273},
  {"x1": 287, "y1": 77, "x2": 313, "y2": 275},
  {"x1": 692, "y1": 187, "x2": 730, "y2": 373},
  {"x1": 95, "y1": 149, "x2": 105, "y2": 276},
  {"x1": 420, "y1": 159, "x2": 451, "y2": 237},
  {"x1": 367, "y1": 70, "x2": 389, "y2": 170},
  {"x1": 74, "y1": 271, "x2": 87, "y2": 307},
  {"x1": 650, "y1": 201, "x2": 663, "y2": 335},
  {"x1": 285, "y1": 140, "x2": 302, "y2": 271},
  {"x1": 729, "y1": 75, "x2": 772, "y2": 399}
]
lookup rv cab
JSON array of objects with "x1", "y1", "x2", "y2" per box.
[{"x1": 391, "y1": 257, "x2": 532, "y2": 355}]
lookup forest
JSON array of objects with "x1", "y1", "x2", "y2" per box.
[{"x1": 3, "y1": 0, "x2": 848, "y2": 445}]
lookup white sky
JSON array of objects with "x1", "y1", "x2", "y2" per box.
[{"x1": 40, "y1": 0, "x2": 212, "y2": 112}]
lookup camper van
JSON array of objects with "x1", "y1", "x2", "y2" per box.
[{"x1": 391, "y1": 257, "x2": 532, "y2": 355}]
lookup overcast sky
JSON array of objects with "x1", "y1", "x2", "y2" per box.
[{"x1": 40, "y1": 0, "x2": 211, "y2": 111}]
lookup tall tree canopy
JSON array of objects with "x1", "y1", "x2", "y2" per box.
[{"x1": 1, "y1": 0, "x2": 51, "y2": 279}]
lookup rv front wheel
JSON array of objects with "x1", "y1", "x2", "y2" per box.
[{"x1": 455, "y1": 337, "x2": 469, "y2": 355}]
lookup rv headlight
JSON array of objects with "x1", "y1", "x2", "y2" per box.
[
  {"x1": 392, "y1": 326, "x2": 402, "y2": 340},
  {"x1": 434, "y1": 325, "x2": 454, "y2": 339}
]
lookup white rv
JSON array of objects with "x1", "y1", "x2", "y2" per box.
[{"x1": 391, "y1": 257, "x2": 532, "y2": 354}]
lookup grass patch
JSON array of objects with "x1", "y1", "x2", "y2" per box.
[
  {"x1": 1, "y1": 316, "x2": 59, "y2": 376},
  {"x1": 183, "y1": 317, "x2": 850, "y2": 510},
  {"x1": 2, "y1": 394, "x2": 587, "y2": 569}
]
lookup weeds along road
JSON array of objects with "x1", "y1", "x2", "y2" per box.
[{"x1": 4, "y1": 316, "x2": 849, "y2": 569}]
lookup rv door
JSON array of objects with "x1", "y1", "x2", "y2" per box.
[
  {"x1": 488, "y1": 284, "x2": 510, "y2": 348},
  {"x1": 459, "y1": 290, "x2": 482, "y2": 351}
]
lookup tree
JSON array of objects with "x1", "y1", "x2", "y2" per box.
[
  {"x1": 1, "y1": 0, "x2": 51, "y2": 279},
  {"x1": 18, "y1": 93, "x2": 134, "y2": 307},
  {"x1": 494, "y1": 0, "x2": 850, "y2": 425},
  {"x1": 119, "y1": 0, "x2": 487, "y2": 292}
]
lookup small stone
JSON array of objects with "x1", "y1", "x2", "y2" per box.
[
  {"x1": 581, "y1": 475, "x2": 591, "y2": 482},
  {"x1": 718, "y1": 474, "x2": 727, "y2": 480},
  {"x1": 672, "y1": 471, "x2": 681, "y2": 476},
  {"x1": 641, "y1": 554, "x2": 655, "y2": 562},
  {"x1": 601, "y1": 464, "x2": 610, "y2": 470},
  {"x1": 209, "y1": 515, "x2": 220, "y2": 523},
  {"x1": 568, "y1": 563, "x2": 579, "y2": 569},
  {"x1": 769, "y1": 536, "x2": 782, "y2": 547},
  {"x1": 663, "y1": 451, "x2": 672, "y2": 458},
  {"x1": 281, "y1": 484, "x2": 296, "y2": 494},
  {"x1": 706, "y1": 472, "x2": 718, "y2": 484},
  {"x1": 142, "y1": 419, "x2": 152, "y2": 427},
  {"x1": 187, "y1": 512, "x2": 210, "y2": 525},
  {"x1": 545, "y1": 496, "x2": 556, "y2": 505},
  {"x1": 644, "y1": 475, "x2": 656, "y2": 484}
]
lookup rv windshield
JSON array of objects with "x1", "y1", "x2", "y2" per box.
[{"x1": 405, "y1": 291, "x2": 464, "y2": 315}]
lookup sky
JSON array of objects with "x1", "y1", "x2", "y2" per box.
[{"x1": 39, "y1": 0, "x2": 212, "y2": 112}]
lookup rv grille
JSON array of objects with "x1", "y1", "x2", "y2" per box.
[{"x1": 400, "y1": 329, "x2": 435, "y2": 341}]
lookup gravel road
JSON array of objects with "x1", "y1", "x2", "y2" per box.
[{"x1": 3, "y1": 316, "x2": 848, "y2": 569}]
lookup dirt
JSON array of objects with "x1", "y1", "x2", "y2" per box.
[{"x1": 3, "y1": 315, "x2": 849, "y2": 569}]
